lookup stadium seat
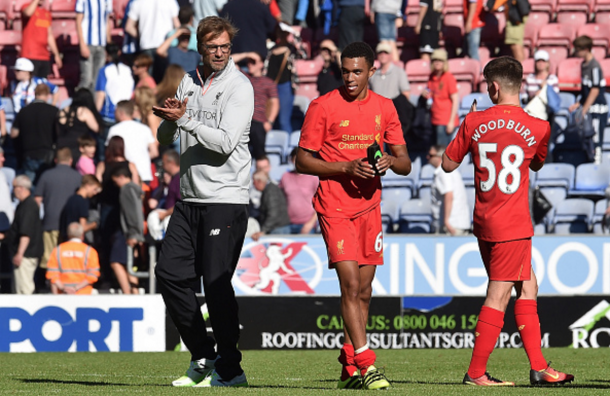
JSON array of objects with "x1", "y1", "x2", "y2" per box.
[
  {"x1": 477, "y1": 47, "x2": 491, "y2": 67},
  {"x1": 537, "y1": 24, "x2": 576, "y2": 48},
  {"x1": 52, "y1": 19, "x2": 78, "y2": 46},
  {"x1": 480, "y1": 12, "x2": 506, "y2": 48},
  {"x1": 396, "y1": 26, "x2": 418, "y2": 49},
  {"x1": 51, "y1": 0, "x2": 77, "y2": 18},
  {"x1": 0, "y1": 64, "x2": 6, "y2": 93},
  {"x1": 294, "y1": 58, "x2": 323, "y2": 84},
  {"x1": 459, "y1": 163, "x2": 474, "y2": 188},
  {"x1": 539, "y1": 186, "x2": 567, "y2": 225},
  {"x1": 448, "y1": 58, "x2": 480, "y2": 88},
  {"x1": 409, "y1": 82, "x2": 428, "y2": 97},
  {"x1": 0, "y1": 30, "x2": 21, "y2": 47},
  {"x1": 556, "y1": 0, "x2": 593, "y2": 14},
  {"x1": 265, "y1": 130, "x2": 290, "y2": 160},
  {"x1": 552, "y1": 198, "x2": 594, "y2": 234},
  {"x1": 455, "y1": 82, "x2": 472, "y2": 102},
  {"x1": 289, "y1": 130, "x2": 301, "y2": 150},
  {"x1": 592, "y1": 199, "x2": 609, "y2": 234},
  {"x1": 599, "y1": 59, "x2": 610, "y2": 90},
  {"x1": 569, "y1": 163, "x2": 610, "y2": 197},
  {"x1": 522, "y1": 58, "x2": 534, "y2": 77},
  {"x1": 418, "y1": 164, "x2": 435, "y2": 189},
  {"x1": 398, "y1": 199, "x2": 433, "y2": 233},
  {"x1": 459, "y1": 92, "x2": 493, "y2": 116},
  {"x1": 442, "y1": 13, "x2": 464, "y2": 50},
  {"x1": 269, "y1": 164, "x2": 290, "y2": 184},
  {"x1": 382, "y1": 156, "x2": 421, "y2": 193},
  {"x1": 405, "y1": 59, "x2": 431, "y2": 83},
  {"x1": 528, "y1": 0, "x2": 557, "y2": 16},
  {"x1": 523, "y1": 14, "x2": 547, "y2": 51},
  {"x1": 294, "y1": 83, "x2": 318, "y2": 101},
  {"x1": 557, "y1": 58, "x2": 583, "y2": 92},
  {"x1": 418, "y1": 186, "x2": 431, "y2": 201},
  {"x1": 381, "y1": 187, "x2": 412, "y2": 225},
  {"x1": 443, "y1": 0, "x2": 462, "y2": 14},
  {"x1": 556, "y1": 12, "x2": 588, "y2": 26},
  {"x1": 596, "y1": 11, "x2": 610, "y2": 24},
  {"x1": 536, "y1": 163, "x2": 575, "y2": 190},
  {"x1": 293, "y1": 95, "x2": 310, "y2": 115},
  {"x1": 594, "y1": 0, "x2": 610, "y2": 12},
  {"x1": 556, "y1": 92, "x2": 576, "y2": 117},
  {"x1": 603, "y1": 128, "x2": 610, "y2": 150},
  {"x1": 113, "y1": 0, "x2": 130, "y2": 21}
]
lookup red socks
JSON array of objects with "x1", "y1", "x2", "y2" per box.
[
  {"x1": 338, "y1": 344, "x2": 357, "y2": 381},
  {"x1": 467, "y1": 306, "x2": 505, "y2": 379},
  {"x1": 354, "y1": 346, "x2": 376, "y2": 377},
  {"x1": 514, "y1": 299, "x2": 547, "y2": 371}
]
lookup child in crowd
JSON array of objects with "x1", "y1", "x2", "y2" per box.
[{"x1": 76, "y1": 134, "x2": 97, "y2": 176}]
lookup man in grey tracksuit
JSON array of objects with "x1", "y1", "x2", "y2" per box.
[{"x1": 153, "y1": 16, "x2": 254, "y2": 388}]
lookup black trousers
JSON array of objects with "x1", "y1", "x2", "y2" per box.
[
  {"x1": 156, "y1": 201, "x2": 248, "y2": 379},
  {"x1": 338, "y1": 6, "x2": 365, "y2": 51}
]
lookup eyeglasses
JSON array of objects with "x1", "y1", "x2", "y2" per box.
[
  {"x1": 132, "y1": 63, "x2": 145, "y2": 68},
  {"x1": 203, "y1": 43, "x2": 232, "y2": 54}
]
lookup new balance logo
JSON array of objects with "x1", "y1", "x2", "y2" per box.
[{"x1": 210, "y1": 229, "x2": 220, "y2": 236}]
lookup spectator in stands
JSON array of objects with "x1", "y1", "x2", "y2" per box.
[
  {"x1": 369, "y1": 42, "x2": 410, "y2": 100},
  {"x1": 194, "y1": 0, "x2": 228, "y2": 23},
  {"x1": 96, "y1": 136, "x2": 139, "y2": 284},
  {"x1": 11, "y1": 58, "x2": 59, "y2": 113},
  {"x1": 59, "y1": 175, "x2": 102, "y2": 242},
  {"x1": 57, "y1": 88, "x2": 102, "y2": 163},
  {"x1": 20, "y1": 0, "x2": 62, "y2": 78},
  {"x1": 156, "y1": 64, "x2": 186, "y2": 106},
  {"x1": 414, "y1": 0, "x2": 441, "y2": 60},
  {"x1": 95, "y1": 44, "x2": 135, "y2": 125},
  {"x1": 280, "y1": 148, "x2": 318, "y2": 234},
  {"x1": 370, "y1": 0, "x2": 402, "y2": 62},
  {"x1": 0, "y1": 147, "x2": 14, "y2": 232},
  {"x1": 76, "y1": 0, "x2": 113, "y2": 92},
  {"x1": 35, "y1": 148, "x2": 82, "y2": 271},
  {"x1": 95, "y1": 43, "x2": 134, "y2": 161},
  {"x1": 132, "y1": 53, "x2": 157, "y2": 91},
  {"x1": 157, "y1": 27, "x2": 202, "y2": 73},
  {"x1": 221, "y1": 0, "x2": 277, "y2": 57},
  {"x1": 0, "y1": 175, "x2": 43, "y2": 294},
  {"x1": 134, "y1": 86, "x2": 162, "y2": 140},
  {"x1": 76, "y1": 134, "x2": 97, "y2": 176},
  {"x1": 337, "y1": 0, "x2": 365, "y2": 51},
  {"x1": 110, "y1": 165, "x2": 144, "y2": 294},
  {"x1": 167, "y1": 5, "x2": 199, "y2": 53},
  {"x1": 125, "y1": 0, "x2": 180, "y2": 81},
  {"x1": 233, "y1": 52, "x2": 279, "y2": 160},
  {"x1": 120, "y1": 0, "x2": 139, "y2": 65},
  {"x1": 266, "y1": 26, "x2": 298, "y2": 133},
  {"x1": 317, "y1": 39, "x2": 343, "y2": 96},
  {"x1": 503, "y1": 0, "x2": 528, "y2": 63},
  {"x1": 11, "y1": 84, "x2": 58, "y2": 185},
  {"x1": 0, "y1": 104, "x2": 6, "y2": 139},
  {"x1": 156, "y1": 149, "x2": 180, "y2": 222},
  {"x1": 251, "y1": 170, "x2": 291, "y2": 240},
  {"x1": 194, "y1": 0, "x2": 227, "y2": 26},
  {"x1": 46, "y1": 222, "x2": 100, "y2": 294},
  {"x1": 422, "y1": 48, "x2": 459, "y2": 146},
  {"x1": 569, "y1": 36, "x2": 609, "y2": 164},
  {"x1": 106, "y1": 101, "x2": 158, "y2": 185},
  {"x1": 428, "y1": 145, "x2": 470, "y2": 235},
  {"x1": 523, "y1": 50, "x2": 559, "y2": 102},
  {"x1": 464, "y1": 0, "x2": 485, "y2": 61}
]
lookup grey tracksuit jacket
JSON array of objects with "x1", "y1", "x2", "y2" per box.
[{"x1": 157, "y1": 59, "x2": 254, "y2": 204}]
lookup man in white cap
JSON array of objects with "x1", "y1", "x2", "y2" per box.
[
  {"x1": 11, "y1": 57, "x2": 59, "y2": 113},
  {"x1": 523, "y1": 50, "x2": 559, "y2": 103},
  {"x1": 369, "y1": 42, "x2": 410, "y2": 100}
]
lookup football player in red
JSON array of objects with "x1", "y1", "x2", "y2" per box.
[
  {"x1": 443, "y1": 56, "x2": 574, "y2": 386},
  {"x1": 296, "y1": 41, "x2": 411, "y2": 389}
]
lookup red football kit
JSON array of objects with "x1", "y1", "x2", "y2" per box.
[
  {"x1": 299, "y1": 87, "x2": 405, "y2": 265},
  {"x1": 21, "y1": 3, "x2": 52, "y2": 61},
  {"x1": 446, "y1": 105, "x2": 550, "y2": 280}
]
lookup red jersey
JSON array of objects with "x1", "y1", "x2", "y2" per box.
[
  {"x1": 463, "y1": 0, "x2": 486, "y2": 30},
  {"x1": 428, "y1": 71, "x2": 459, "y2": 126},
  {"x1": 21, "y1": 3, "x2": 51, "y2": 61},
  {"x1": 299, "y1": 88, "x2": 405, "y2": 218},
  {"x1": 445, "y1": 105, "x2": 550, "y2": 242}
]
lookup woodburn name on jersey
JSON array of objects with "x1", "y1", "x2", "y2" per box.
[{"x1": 471, "y1": 119, "x2": 537, "y2": 147}]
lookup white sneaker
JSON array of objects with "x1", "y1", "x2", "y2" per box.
[
  {"x1": 172, "y1": 358, "x2": 216, "y2": 387},
  {"x1": 193, "y1": 370, "x2": 248, "y2": 387}
]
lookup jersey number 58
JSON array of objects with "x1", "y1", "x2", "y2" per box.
[{"x1": 478, "y1": 143, "x2": 524, "y2": 194}]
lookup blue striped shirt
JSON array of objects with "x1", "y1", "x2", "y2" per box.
[{"x1": 75, "y1": 0, "x2": 113, "y2": 46}]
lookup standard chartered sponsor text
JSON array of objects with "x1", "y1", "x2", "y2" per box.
[
  {"x1": 339, "y1": 133, "x2": 374, "y2": 150},
  {"x1": 261, "y1": 332, "x2": 550, "y2": 349}
]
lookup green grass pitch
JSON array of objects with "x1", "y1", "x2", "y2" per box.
[{"x1": 1, "y1": 349, "x2": 608, "y2": 395}]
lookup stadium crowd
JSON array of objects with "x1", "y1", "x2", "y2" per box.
[{"x1": 0, "y1": 0, "x2": 609, "y2": 294}]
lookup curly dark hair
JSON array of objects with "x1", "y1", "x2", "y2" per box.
[{"x1": 341, "y1": 41, "x2": 375, "y2": 69}]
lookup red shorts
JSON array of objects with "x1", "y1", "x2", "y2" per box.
[
  {"x1": 478, "y1": 238, "x2": 532, "y2": 281},
  {"x1": 318, "y1": 206, "x2": 384, "y2": 268}
]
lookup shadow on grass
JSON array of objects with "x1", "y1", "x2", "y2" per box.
[
  {"x1": 392, "y1": 380, "x2": 610, "y2": 389},
  {"x1": 19, "y1": 379, "x2": 166, "y2": 387}
]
